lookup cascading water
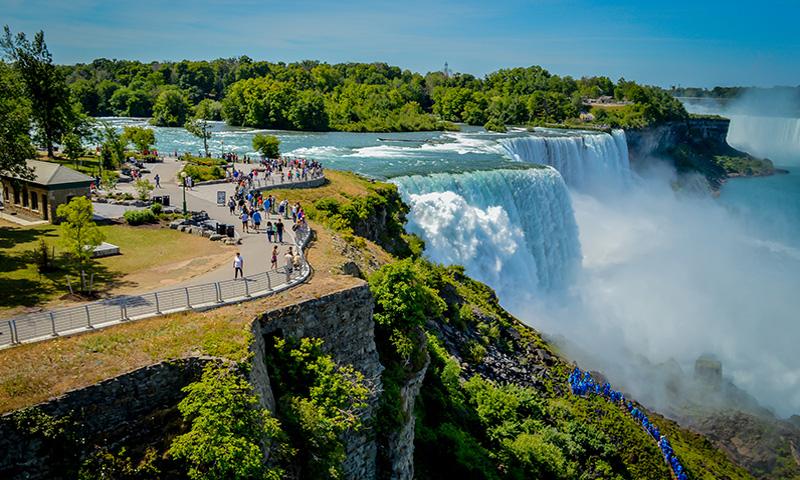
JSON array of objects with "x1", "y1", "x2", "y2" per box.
[
  {"x1": 500, "y1": 129, "x2": 632, "y2": 191},
  {"x1": 393, "y1": 168, "x2": 581, "y2": 307},
  {"x1": 726, "y1": 114, "x2": 800, "y2": 165}
]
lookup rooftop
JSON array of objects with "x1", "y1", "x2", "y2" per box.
[{"x1": 4, "y1": 160, "x2": 93, "y2": 186}]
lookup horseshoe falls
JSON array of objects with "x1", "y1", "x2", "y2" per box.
[
  {"x1": 393, "y1": 168, "x2": 581, "y2": 308},
  {"x1": 726, "y1": 114, "x2": 800, "y2": 165},
  {"x1": 500, "y1": 129, "x2": 632, "y2": 191}
]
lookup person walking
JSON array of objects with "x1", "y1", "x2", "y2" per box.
[
  {"x1": 228, "y1": 197, "x2": 236, "y2": 215},
  {"x1": 154, "y1": 173, "x2": 161, "y2": 188},
  {"x1": 284, "y1": 247, "x2": 294, "y2": 282},
  {"x1": 241, "y1": 210, "x2": 249, "y2": 233},
  {"x1": 252, "y1": 209, "x2": 262, "y2": 232},
  {"x1": 233, "y1": 252, "x2": 244, "y2": 279},
  {"x1": 265, "y1": 221, "x2": 274, "y2": 243},
  {"x1": 271, "y1": 245, "x2": 279, "y2": 270},
  {"x1": 276, "y1": 218, "x2": 284, "y2": 243}
]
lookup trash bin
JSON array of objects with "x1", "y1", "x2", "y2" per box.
[
  {"x1": 161, "y1": 194, "x2": 170, "y2": 206},
  {"x1": 152, "y1": 195, "x2": 163, "y2": 205},
  {"x1": 216, "y1": 223, "x2": 226, "y2": 235},
  {"x1": 226, "y1": 225, "x2": 235, "y2": 238}
]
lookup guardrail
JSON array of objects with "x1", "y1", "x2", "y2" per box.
[{"x1": 0, "y1": 227, "x2": 313, "y2": 349}]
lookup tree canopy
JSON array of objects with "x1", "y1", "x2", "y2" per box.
[{"x1": 1, "y1": 26, "x2": 78, "y2": 157}]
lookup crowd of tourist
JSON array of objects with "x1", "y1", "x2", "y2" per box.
[
  {"x1": 225, "y1": 159, "x2": 318, "y2": 281},
  {"x1": 568, "y1": 368, "x2": 688, "y2": 480},
  {"x1": 226, "y1": 156, "x2": 324, "y2": 185}
]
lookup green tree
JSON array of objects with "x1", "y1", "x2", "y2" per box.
[
  {"x1": 98, "y1": 122, "x2": 125, "y2": 170},
  {"x1": 0, "y1": 60, "x2": 35, "y2": 177},
  {"x1": 185, "y1": 101, "x2": 216, "y2": 158},
  {"x1": 252, "y1": 133, "x2": 281, "y2": 159},
  {"x1": 56, "y1": 196, "x2": 104, "y2": 292},
  {"x1": 121, "y1": 126, "x2": 156, "y2": 155},
  {"x1": 61, "y1": 132, "x2": 84, "y2": 166},
  {"x1": 151, "y1": 87, "x2": 190, "y2": 126},
  {"x1": 1, "y1": 26, "x2": 76, "y2": 157},
  {"x1": 169, "y1": 365, "x2": 285, "y2": 480},
  {"x1": 133, "y1": 178, "x2": 154, "y2": 201}
]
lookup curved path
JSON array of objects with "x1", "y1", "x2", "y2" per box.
[{"x1": 0, "y1": 158, "x2": 321, "y2": 348}]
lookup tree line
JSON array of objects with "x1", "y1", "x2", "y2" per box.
[
  {"x1": 0, "y1": 25, "x2": 690, "y2": 181},
  {"x1": 61, "y1": 50, "x2": 687, "y2": 132}
]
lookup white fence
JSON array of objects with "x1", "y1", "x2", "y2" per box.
[{"x1": 0, "y1": 228, "x2": 313, "y2": 349}]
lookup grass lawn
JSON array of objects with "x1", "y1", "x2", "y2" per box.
[
  {"x1": 0, "y1": 220, "x2": 232, "y2": 315},
  {"x1": 0, "y1": 169, "x2": 388, "y2": 412}
]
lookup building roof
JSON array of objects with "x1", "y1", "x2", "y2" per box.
[{"x1": 6, "y1": 160, "x2": 93, "y2": 186}]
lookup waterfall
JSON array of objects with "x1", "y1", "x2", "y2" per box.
[
  {"x1": 393, "y1": 168, "x2": 581, "y2": 305},
  {"x1": 500, "y1": 129, "x2": 632, "y2": 191},
  {"x1": 727, "y1": 114, "x2": 800, "y2": 166}
]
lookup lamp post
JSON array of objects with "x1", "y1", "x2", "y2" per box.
[{"x1": 180, "y1": 171, "x2": 187, "y2": 216}]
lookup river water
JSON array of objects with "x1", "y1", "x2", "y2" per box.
[{"x1": 100, "y1": 116, "x2": 800, "y2": 418}]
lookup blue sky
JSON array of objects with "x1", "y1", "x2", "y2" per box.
[{"x1": 2, "y1": 0, "x2": 798, "y2": 87}]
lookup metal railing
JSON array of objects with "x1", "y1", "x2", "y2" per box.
[{"x1": 0, "y1": 227, "x2": 313, "y2": 349}]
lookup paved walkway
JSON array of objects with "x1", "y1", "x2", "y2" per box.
[
  {"x1": 112, "y1": 158, "x2": 308, "y2": 286},
  {"x1": 1, "y1": 158, "x2": 322, "y2": 348}
]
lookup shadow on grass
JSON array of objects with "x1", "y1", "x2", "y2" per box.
[
  {"x1": 0, "y1": 255, "x2": 133, "y2": 311},
  {"x1": 0, "y1": 225, "x2": 58, "y2": 250}
]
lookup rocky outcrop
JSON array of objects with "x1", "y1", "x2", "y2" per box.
[
  {"x1": 252, "y1": 283, "x2": 384, "y2": 480},
  {"x1": 383, "y1": 354, "x2": 429, "y2": 480},
  {"x1": 626, "y1": 117, "x2": 732, "y2": 161}
]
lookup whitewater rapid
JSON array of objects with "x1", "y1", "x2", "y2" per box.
[
  {"x1": 500, "y1": 129, "x2": 633, "y2": 191},
  {"x1": 394, "y1": 168, "x2": 581, "y2": 305}
]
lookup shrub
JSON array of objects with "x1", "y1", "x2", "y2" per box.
[
  {"x1": 150, "y1": 203, "x2": 163, "y2": 215},
  {"x1": 123, "y1": 209, "x2": 156, "y2": 225},
  {"x1": 169, "y1": 365, "x2": 286, "y2": 480},
  {"x1": 183, "y1": 164, "x2": 225, "y2": 182},
  {"x1": 133, "y1": 178, "x2": 154, "y2": 201}
]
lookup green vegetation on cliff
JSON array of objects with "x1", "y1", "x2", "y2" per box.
[{"x1": 367, "y1": 259, "x2": 752, "y2": 480}]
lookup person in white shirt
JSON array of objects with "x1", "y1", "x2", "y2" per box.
[{"x1": 233, "y1": 252, "x2": 244, "y2": 279}]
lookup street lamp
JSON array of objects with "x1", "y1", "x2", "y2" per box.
[{"x1": 180, "y1": 171, "x2": 187, "y2": 216}]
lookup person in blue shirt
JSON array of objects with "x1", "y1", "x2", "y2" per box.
[{"x1": 252, "y1": 210, "x2": 262, "y2": 232}]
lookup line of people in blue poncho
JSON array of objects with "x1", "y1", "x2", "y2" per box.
[{"x1": 568, "y1": 368, "x2": 689, "y2": 480}]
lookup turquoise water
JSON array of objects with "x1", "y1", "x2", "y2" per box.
[
  {"x1": 99, "y1": 117, "x2": 520, "y2": 179},
  {"x1": 720, "y1": 168, "x2": 800, "y2": 251}
]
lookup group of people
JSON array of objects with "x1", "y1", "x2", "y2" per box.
[
  {"x1": 226, "y1": 160, "x2": 319, "y2": 283},
  {"x1": 568, "y1": 368, "x2": 688, "y2": 480}
]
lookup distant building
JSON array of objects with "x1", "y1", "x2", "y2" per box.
[{"x1": 1, "y1": 160, "x2": 93, "y2": 223}]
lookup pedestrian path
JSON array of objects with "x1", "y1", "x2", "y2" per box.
[
  {"x1": 0, "y1": 157, "x2": 324, "y2": 349},
  {"x1": 568, "y1": 368, "x2": 689, "y2": 480}
]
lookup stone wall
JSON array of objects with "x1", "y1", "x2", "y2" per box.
[
  {"x1": 252, "y1": 282, "x2": 384, "y2": 480},
  {"x1": 0, "y1": 357, "x2": 209, "y2": 479}
]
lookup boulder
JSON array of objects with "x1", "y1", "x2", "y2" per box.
[{"x1": 209, "y1": 234, "x2": 223, "y2": 241}]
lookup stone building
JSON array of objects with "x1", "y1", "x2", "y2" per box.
[{"x1": 1, "y1": 160, "x2": 93, "y2": 223}]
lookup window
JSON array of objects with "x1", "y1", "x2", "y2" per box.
[
  {"x1": 13, "y1": 187, "x2": 19, "y2": 205},
  {"x1": 31, "y1": 192, "x2": 38, "y2": 210},
  {"x1": 22, "y1": 189, "x2": 28, "y2": 208}
]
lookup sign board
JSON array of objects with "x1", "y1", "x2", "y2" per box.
[{"x1": 216, "y1": 191, "x2": 226, "y2": 206}]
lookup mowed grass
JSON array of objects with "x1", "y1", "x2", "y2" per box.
[
  {"x1": 0, "y1": 220, "x2": 230, "y2": 314},
  {"x1": 0, "y1": 169, "x2": 385, "y2": 412},
  {"x1": 0, "y1": 268, "x2": 365, "y2": 413}
]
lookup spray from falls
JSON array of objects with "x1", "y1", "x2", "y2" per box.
[
  {"x1": 393, "y1": 168, "x2": 581, "y2": 307},
  {"x1": 500, "y1": 129, "x2": 633, "y2": 191}
]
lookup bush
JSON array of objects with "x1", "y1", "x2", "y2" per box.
[
  {"x1": 133, "y1": 178, "x2": 154, "y2": 201},
  {"x1": 123, "y1": 209, "x2": 156, "y2": 225},
  {"x1": 150, "y1": 203, "x2": 163, "y2": 215},
  {"x1": 183, "y1": 164, "x2": 225, "y2": 182}
]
